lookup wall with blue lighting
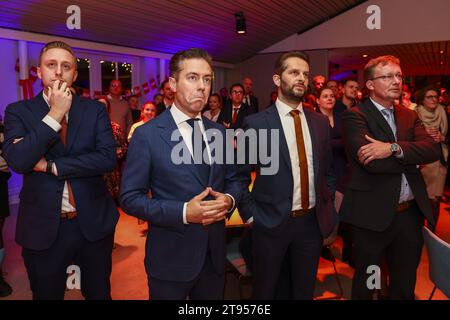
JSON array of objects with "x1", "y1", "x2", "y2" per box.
[{"x1": 0, "y1": 38, "x2": 22, "y2": 204}]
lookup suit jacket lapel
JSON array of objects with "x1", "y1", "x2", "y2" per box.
[
  {"x1": 66, "y1": 94, "x2": 86, "y2": 152},
  {"x1": 303, "y1": 108, "x2": 319, "y2": 185},
  {"x1": 366, "y1": 100, "x2": 396, "y2": 142},
  {"x1": 264, "y1": 105, "x2": 292, "y2": 172},
  {"x1": 28, "y1": 91, "x2": 65, "y2": 155},
  {"x1": 28, "y1": 91, "x2": 51, "y2": 123},
  {"x1": 159, "y1": 111, "x2": 205, "y2": 186},
  {"x1": 394, "y1": 105, "x2": 407, "y2": 141},
  {"x1": 202, "y1": 118, "x2": 216, "y2": 186}
]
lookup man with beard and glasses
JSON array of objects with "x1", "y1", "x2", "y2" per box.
[{"x1": 237, "y1": 51, "x2": 338, "y2": 299}]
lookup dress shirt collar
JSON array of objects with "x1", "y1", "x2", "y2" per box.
[
  {"x1": 275, "y1": 98, "x2": 304, "y2": 117},
  {"x1": 170, "y1": 103, "x2": 202, "y2": 126},
  {"x1": 107, "y1": 94, "x2": 123, "y2": 101},
  {"x1": 370, "y1": 97, "x2": 393, "y2": 113}
]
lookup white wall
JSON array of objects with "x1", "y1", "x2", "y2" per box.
[
  {"x1": 140, "y1": 57, "x2": 160, "y2": 102},
  {"x1": 262, "y1": 0, "x2": 450, "y2": 52},
  {"x1": 0, "y1": 38, "x2": 22, "y2": 204}
]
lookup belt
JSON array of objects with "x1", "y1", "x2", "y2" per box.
[
  {"x1": 396, "y1": 200, "x2": 415, "y2": 213},
  {"x1": 291, "y1": 207, "x2": 314, "y2": 217},
  {"x1": 60, "y1": 211, "x2": 77, "y2": 220}
]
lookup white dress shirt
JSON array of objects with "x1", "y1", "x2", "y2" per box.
[
  {"x1": 202, "y1": 110, "x2": 221, "y2": 122},
  {"x1": 370, "y1": 98, "x2": 414, "y2": 203},
  {"x1": 41, "y1": 92, "x2": 76, "y2": 213},
  {"x1": 276, "y1": 98, "x2": 316, "y2": 210}
]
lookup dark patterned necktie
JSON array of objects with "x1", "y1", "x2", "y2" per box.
[{"x1": 186, "y1": 118, "x2": 210, "y2": 184}]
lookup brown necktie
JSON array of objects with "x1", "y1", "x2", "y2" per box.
[
  {"x1": 60, "y1": 117, "x2": 76, "y2": 208},
  {"x1": 289, "y1": 109, "x2": 309, "y2": 210}
]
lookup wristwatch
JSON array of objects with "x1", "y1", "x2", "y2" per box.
[
  {"x1": 46, "y1": 160, "x2": 54, "y2": 174},
  {"x1": 390, "y1": 143, "x2": 400, "y2": 156}
]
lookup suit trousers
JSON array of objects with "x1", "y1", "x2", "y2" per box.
[
  {"x1": 252, "y1": 209, "x2": 323, "y2": 300},
  {"x1": 22, "y1": 217, "x2": 114, "y2": 300},
  {"x1": 351, "y1": 201, "x2": 424, "y2": 300},
  {"x1": 148, "y1": 249, "x2": 225, "y2": 300}
]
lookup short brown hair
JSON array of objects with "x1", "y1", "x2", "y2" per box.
[
  {"x1": 229, "y1": 83, "x2": 245, "y2": 94},
  {"x1": 317, "y1": 86, "x2": 335, "y2": 99},
  {"x1": 363, "y1": 55, "x2": 400, "y2": 83},
  {"x1": 274, "y1": 51, "x2": 310, "y2": 76},
  {"x1": 169, "y1": 48, "x2": 212, "y2": 80},
  {"x1": 39, "y1": 41, "x2": 76, "y2": 67}
]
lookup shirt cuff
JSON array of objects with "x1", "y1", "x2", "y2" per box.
[
  {"x1": 225, "y1": 193, "x2": 236, "y2": 213},
  {"x1": 183, "y1": 202, "x2": 188, "y2": 224},
  {"x1": 394, "y1": 147, "x2": 404, "y2": 159},
  {"x1": 42, "y1": 115, "x2": 62, "y2": 132},
  {"x1": 52, "y1": 163, "x2": 58, "y2": 176}
]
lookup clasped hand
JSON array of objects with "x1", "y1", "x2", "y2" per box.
[{"x1": 186, "y1": 187, "x2": 233, "y2": 226}]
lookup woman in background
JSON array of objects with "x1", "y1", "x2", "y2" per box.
[
  {"x1": 128, "y1": 102, "x2": 157, "y2": 142},
  {"x1": 416, "y1": 86, "x2": 449, "y2": 229},
  {"x1": 203, "y1": 94, "x2": 222, "y2": 122},
  {"x1": 98, "y1": 97, "x2": 127, "y2": 205},
  {"x1": 316, "y1": 87, "x2": 353, "y2": 264}
]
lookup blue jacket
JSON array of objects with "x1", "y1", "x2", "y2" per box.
[{"x1": 3, "y1": 92, "x2": 119, "y2": 250}]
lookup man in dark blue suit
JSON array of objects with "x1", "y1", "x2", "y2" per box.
[
  {"x1": 120, "y1": 48, "x2": 241, "y2": 300},
  {"x1": 3, "y1": 41, "x2": 118, "y2": 299},
  {"x1": 238, "y1": 51, "x2": 338, "y2": 299}
]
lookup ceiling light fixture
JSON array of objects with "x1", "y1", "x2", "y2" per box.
[
  {"x1": 235, "y1": 11, "x2": 246, "y2": 35},
  {"x1": 362, "y1": 54, "x2": 368, "y2": 58}
]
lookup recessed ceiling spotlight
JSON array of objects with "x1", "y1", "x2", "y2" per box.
[
  {"x1": 235, "y1": 11, "x2": 246, "y2": 35},
  {"x1": 362, "y1": 54, "x2": 368, "y2": 58}
]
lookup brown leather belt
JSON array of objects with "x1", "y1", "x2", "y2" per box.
[
  {"x1": 60, "y1": 211, "x2": 77, "y2": 220},
  {"x1": 396, "y1": 200, "x2": 415, "y2": 213},
  {"x1": 291, "y1": 207, "x2": 314, "y2": 217}
]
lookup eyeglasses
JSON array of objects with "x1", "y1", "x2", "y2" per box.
[
  {"x1": 425, "y1": 95, "x2": 438, "y2": 99},
  {"x1": 231, "y1": 90, "x2": 244, "y2": 95},
  {"x1": 369, "y1": 74, "x2": 404, "y2": 82}
]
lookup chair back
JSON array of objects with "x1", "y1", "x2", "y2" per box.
[{"x1": 423, "y1": 226, "x2": 450, "y2": 298}]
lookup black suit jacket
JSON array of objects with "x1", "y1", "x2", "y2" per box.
[
  {"x1": 238, "y1": 104, "x2": 338, "y2": 237},
  {"x1": 244, "y1": 95, "x2": 259, "y2": 113},
  {"x1": 340, "y1": 99, "x2": 440, "y2": 231},
  {"x1": 217, "y1": 102, "x2": 255, "y2": 129},
  {"x1": 3, "y1": 92, "x2": 119, "y2": 250}
]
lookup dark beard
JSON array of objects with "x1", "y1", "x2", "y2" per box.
[{"x1": 280, "y1": 80, "x2": 305, "y2": 104}]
